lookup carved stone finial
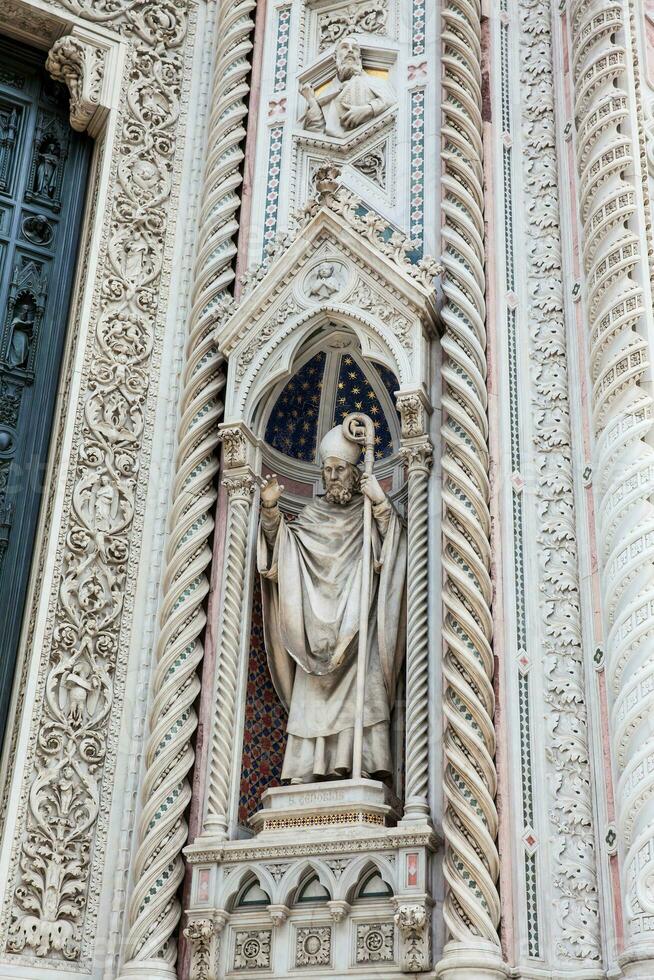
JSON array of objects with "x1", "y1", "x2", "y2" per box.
[{"x1": 46, "y1": 35, "x2": 105, "y2": 133}]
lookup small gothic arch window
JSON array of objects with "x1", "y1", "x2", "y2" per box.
[
  {"x1": 263, "y1": 334, "x2": 400, "y2": 465},
  {"x1": 235, "y1": 880, "x2": 271, "y2": 908},
  {"x1": 295, "y1": 874, "x2": 331, "y2": 904},
  {"x1": 355, "y1": 870, "x2": 393, "y2": 900}
]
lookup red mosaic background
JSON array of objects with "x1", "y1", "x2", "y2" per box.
[{"x1": 238, "y1": 578, "x2": 288, "y2": 825}]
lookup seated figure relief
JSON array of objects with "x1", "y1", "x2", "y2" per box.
[{"x1": 300, "y1": 38, "x2": 394, "y2": 138}]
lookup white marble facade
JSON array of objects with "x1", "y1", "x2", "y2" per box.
[{"x1": 0, "y1": 1, "x2": 653, "y2": 979}]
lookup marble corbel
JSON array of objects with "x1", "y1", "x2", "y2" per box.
[
  {"x1": 46, "y1": 28, "x2": 113, "y2": 136},
  {"x1": 266, "y1": 904, "x2": 290, "y2": 928},
  {"x1": 393, "y1": 898, "x2": 433, "y2": 973},
  {"x1": 184, "y1": 911, "x2": 228, "y2": 980}
]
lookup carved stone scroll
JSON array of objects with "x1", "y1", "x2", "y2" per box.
[{"x1": 46, "y1": 34, "x2": 106, "y2": 134}]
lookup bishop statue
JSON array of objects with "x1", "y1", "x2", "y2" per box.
[{"x1": 258, "y1": 421, "x2": 406, "y2": 784}]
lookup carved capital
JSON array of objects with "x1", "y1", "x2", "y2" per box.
[
  {"x1": 222, "y1": 472, "x2": 256, "y2": 500},
  {"x1": 400, "y1": 441, "x2": 433, "y2": 471},
  {"x1": 267, "y1": 904, "x2": 290, "y2": 928},
  {"x1": 46, "y1": 35, "x2": 105, "y2": 134}
]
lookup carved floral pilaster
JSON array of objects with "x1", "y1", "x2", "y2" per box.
[{"x1": 394, "y1": 901, "x2": 431, "y2": 973}]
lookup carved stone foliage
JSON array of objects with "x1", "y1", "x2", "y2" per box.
[
  {"x1": 234, "y1": 929, "x2": 272, "y2": 969},
  {"x1": 244, "y1": 162, "x2": 441, "y2": 296},
  {"x1": 520, "y1": 0, "x2": 600, "y2": 962},
  {"x1": 318, "y1": 0, "x2": 389, "y2": 50},
  {"x1": 394, "y1": 902, "x2": 430, "y2": 973},
  {"x1": 46, "y1": 35, "x2": 105, "y2": 133},
  {"x1": 356, "y1": 921, "x2": 394, "y2": 963},
  {"x1": 2, "y1": 0, "x2": 194, "y2": 967},
  {"x1": 184, "y1": 919, "x2": 215, "y2": 980},
  {"x1": 295, "y1": 926, "x2": 331, "y2": 967}
]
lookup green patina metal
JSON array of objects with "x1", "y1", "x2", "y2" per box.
[{"x1": 0, "y1": 36, "x2": 90, "y2": 740}]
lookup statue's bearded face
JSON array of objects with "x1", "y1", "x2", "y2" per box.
[
  {"x1": 322, "y1": 456, "x2": 360, "y2": 505},
  {"x1": 335, "y1": 39, "x2": 363, "y2": 80}
]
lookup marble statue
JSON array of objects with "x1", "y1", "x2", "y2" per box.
[
  {"x1": 258, "y1": 422, "x2": 406, "y2": 783},
  {"x1": 300, "y1": 37, "x2": 393, "y2": 138}
]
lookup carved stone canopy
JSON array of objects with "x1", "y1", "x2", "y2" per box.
[{"x1": 217, "y1": 203, "x2": 439, "y2": 429}]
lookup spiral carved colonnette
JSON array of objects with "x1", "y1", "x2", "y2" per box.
[
  {"x1": 440, "y1": 0, "x2": 501, "y2": 946},
  {"x1": 204, "y1": 477, "x2": 254, "y2": 833},
  {"x1": 403, "y1": 446, "x2": 432, "y2": 815},
  {"x1": 121, "y1": 0, "x2": 255, "y2": 968},
  {"x1": 571, "y1": 0, "x2": 654, "y2": 953}
]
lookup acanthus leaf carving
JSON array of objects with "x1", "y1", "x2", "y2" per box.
[{"x1": 46, "y1": 35, "x2": 105, "y2": 134}]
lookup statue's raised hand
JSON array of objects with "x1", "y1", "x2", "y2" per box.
[
  {"x1": 260, "y1": 473, "x2": 284, "y2": 508},
  {"x1": 360, "y1": 473, "x2": 386, "y2": 505}
]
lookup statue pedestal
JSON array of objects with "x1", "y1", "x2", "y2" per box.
[{"x1": 249, "y1": 778, "x2": 400, "y2": 835}]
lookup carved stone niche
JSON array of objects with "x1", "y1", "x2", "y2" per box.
[{"x1": 185, "y1": 172, "x2": 442, "y2": 975}]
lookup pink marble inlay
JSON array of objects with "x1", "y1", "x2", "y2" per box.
[{"x1": 406, "y1": 852, "x2": 418, "y2": 888}]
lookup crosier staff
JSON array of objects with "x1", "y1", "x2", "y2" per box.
[{"x1": 342, "y1": 411, "x2": 376, "y2": 780}]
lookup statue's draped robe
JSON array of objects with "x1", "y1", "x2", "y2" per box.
[
  {"x1": 303, "y1": 74, "x2": 393, "y2": 138},
  {"x1": 258, "y1": 494, "x2": 406, "y2": 780}
]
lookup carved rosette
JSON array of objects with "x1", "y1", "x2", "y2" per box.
[
  {"x1": 570, "y1": 0, "x2": 654, "y2": 964},
  {"x1": 439, "y1": 0, "x2": 502, "y2": 960},
  {"x1": 118, "y1": 0, "x2": 255, "y2": 974},
  {"x1": 46, "y1": 34, "x2": 105, "y2": 133}
]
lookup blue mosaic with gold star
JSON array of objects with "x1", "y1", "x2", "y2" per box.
[
  {"x1": 332, "y1": 355, "x2": 394, "y2": 460},
  {"x1": 265, "y1": 351, "x2": 399, "y2": 462},
  {"x1": 265, "y1": 351, "x2": 325, "y2": 461}
]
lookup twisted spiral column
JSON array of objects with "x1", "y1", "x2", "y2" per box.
[
  {"x1": 401, "y1": 442, "x2": 433, "y2": 821},
  {"x1": 203, "y1": 472, "x2": 255, "y2": 837},
  {"x1": 437, "y1": 1, "x2": 504, "y2": 976},
  {"x1": 118, "y1": 2, "x2": 255, "y2": 976},
  {"x1": 570, "y1": 2, "x2": 654, "y2": 972}
]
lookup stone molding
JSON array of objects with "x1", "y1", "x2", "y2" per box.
[
  {"x1": 438, "y1": 0, "x2": 503, "y2": 965},
  {"x1": 569, "y1": 0, "x2": 654, "y2": 967},
  {"x1": 117, "y1": 0, "x2": 256, "y2": 975}
]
